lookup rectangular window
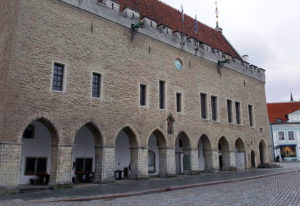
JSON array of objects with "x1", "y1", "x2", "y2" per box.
[
  {"x1": 176, "y1": 93, "x2": 182, "y2": 112},
  {"x1": 92, "y1": 73, "x2": 101, "y2": 98},
  {"x1": 227, "y1": 100, "x2": 232, "y2": 123},
  {"x1": 75, "y1": 158, "x2": 93, "y2": 173},
  {"x1": 52, "y1": 63, "x2": 64, "y2": 91},
  {"x1": 278, "y1": 132, "x2": 285, "y2": 141},
  {"x1": 25, "y1": 157, "x2": 47, "y2": 175},
  {"x1": 211, "y1": 96, "x2": 217, "y2": 121},
  {"x1": 248, "y1": 105, "x2": 253, "y2": 127},
  {"x1": 140, "y1": 84, "x2": 146, "y2": 106},
  {"x1": 200, "y1": 93, "x2": 207, "y2": 119},
  {"x1": 159, "y1": 81, "x2": 165, "y2": 109},
  {"x1": 235, "y1": 102, "x2": 241, "y2": 124},
  {"x1": 288, "y1": 131, "x2": 295, "y2": 140}
]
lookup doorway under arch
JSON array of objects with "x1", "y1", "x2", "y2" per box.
[
  {"x1": 115, "y1": 126, "x2": 138, "y2": 179},
  {"x1": 19, "y1": 118, "x2": 58, "y2": 185},
  {"x1": 148, "y1": 129, "x2": 167, "y2": 176},
  {"x1": 235, "y1": 138, "x2": 246, "y2": 170},
  {"x1": 198, "y1": 135, "x2": 213, "y2": 171},
  {"x1": 72, "y1": 122, "x2": 102, "y2": 183},
  {"x1": 175, "y1": 132, "x2": 191, "y2": 174},
  {"x1": 218, "y1": 136, "x2": 230, "y2": 171},
  {"x1": 259, "y1": 140, "x2": 266, "y2": 164}
]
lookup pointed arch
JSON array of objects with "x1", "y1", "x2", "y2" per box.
[
  {"x1": 235, "y1": 138, "x2": 246, "y2": 170},
  {"x1": 117, "y1": 126, "x2": 138, "y2": 147},
  {"x1": 218, "y1": 136, "x2": 230, "y2": 171},
  {"x1": 19, "y1": 117, "x2": 59, "y2": 184},
  {"x1": 259, "y1": 139, "x2": 267, "y2": 164},
  {"x1": 198, "y1": 134, "x2": 213, "y2": 171},
  {"x1": 176, "y1": 131, "x2": 191, "y2": 149}
]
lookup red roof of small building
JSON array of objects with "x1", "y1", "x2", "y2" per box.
[
  {"x1": 267, "y1": 102, "x2": 300, "y2": 124},
  {"x1": 117, "y1": 0, "x2": 241, "y2": 59}
]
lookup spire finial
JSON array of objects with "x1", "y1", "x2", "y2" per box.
[
  {"x1": 290, "y1": 88, "x2": 294, "y2": 102},
  {"x1": 215, "y1": 0, "x2": 222, "y2": 32},
  {"x1": 215, "y1": 0, "x2": 219, "y2": 28}
]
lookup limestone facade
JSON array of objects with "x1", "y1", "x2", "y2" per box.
[{"x1": 0, "y1": 0, "x2": 271, "y2": 186}]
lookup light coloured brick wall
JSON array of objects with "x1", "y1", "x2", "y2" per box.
[
  {"x1": 0, "y1": 0, "x2": 20, "y2": 141},
  {"x1": 0, "y1": 0, "x2": 271, "y2": 185}
]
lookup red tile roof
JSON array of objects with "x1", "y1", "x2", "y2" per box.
[
  {"x1": 117, "y1": 0, "x2": 241, "y2": 59},
  {"x1": 267, "y1": 102, "x2": 300, "y2": 123}
]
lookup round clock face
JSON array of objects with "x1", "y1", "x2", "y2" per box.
[{"x1": 174, "y1": 59, "x2": 183, "y2": 70}]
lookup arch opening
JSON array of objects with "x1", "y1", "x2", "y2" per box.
[
  {"x1": 148, "y1": 129, "x2": 167, "y2": 177},
  {"x1": 175, "y1": 132, "x2": 191, "y2": 174},
  {"x1": 235, "y1": 138, "x2": 246, "y2": 170},
  {"x1": 218, "y1": 136, "x2": 230, "y2": 171},
  {"x1": 259, "y1": 140, "x2": 266, "y2": 164},
  {"x1": 198, "y1": 135, "x2": 212, "y2": 172},
  {"x1": 72, "y1": 123, "x2": 102, "y2": 183},
  {"x1": 19, "y1": 118, "x2": 58, "y2": 185},
  {"x1": 115, "y1": 126, "x2": 138, "y2": 180}
]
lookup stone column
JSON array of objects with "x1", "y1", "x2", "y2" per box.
[
  {"x1": 49, "y1": 144, "x2": 73, "y2": 187},
  {"x1": 0, "y1": 141, "x2": 22, "y2": 186},
  {"x1": 130, "y1": 147, "x2": 149, "y2": 180},
  {"x1": 222, "y1": 150, "x2": 236, "y2": 171},
  {"x1": 159, "y1": 147, "x2": 176, "y2": 177},
  {"x1": 94, "y1": 146, "x2": 115, "y2": 183},
  {"x1": 189, "y1": 148, "x2": 200, "y2": 174},
  {"x1": 208, "y1": 149, "x2": 220, "y2": 172}
]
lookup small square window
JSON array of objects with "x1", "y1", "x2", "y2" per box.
[
  {"x1": 278, "y1": 132, "x2": 285, "y2": 141},
  {"x1": 23, "y1": 125, "x2": 35, "y2": 139},
  {"x1": 288, "y1": 131, "x2": 295, "y2": 140}
]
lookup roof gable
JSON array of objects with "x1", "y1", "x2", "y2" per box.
[{"x1": 267, "y1": 102, "x2": 300, "y2": 123}]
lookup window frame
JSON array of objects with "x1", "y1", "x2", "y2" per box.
[
  {"x1": 235, "y1": 101, "x2": 242, "y2": 125},
  {"x1": 278, "y1": 131, "x2": 285, "y2": 141},
  {"x1": 139, "y1": 83, "x2": 147, "y2": 107},
  {"x1": 248, "y1": 104, "x2": 254, "y2": 127},
  {"x1": 159, "y1": 80, "x2": 166, "y2": 110},
  {"x1": 227, "y1": 99, "x2": 233, "y2": 124},
  {"x1": 51, "y1": 61, "x2": 67, "y2": 93},
  {"x1": 211, "y1": 95, "x2": 218, "y2": 121},
  {"x1": 92, "y1": 72, "x2": 102, "y2": 98},
  {"x1": 24, "y1": 157, "x2": 48, "y2": 176},
  {"x1": 176, "y1": 92, "x2": 182, "y2": 113},
  {"x1": 288, "y1": 131, "x2": 295, "y2": 141},
  {"x1": 200, "y1": 93, "x2": 208, "y2": 120}
]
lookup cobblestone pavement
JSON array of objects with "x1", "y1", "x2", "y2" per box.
[{"x1": 1, "y1": 163, "x2": 300, "y2": 206}]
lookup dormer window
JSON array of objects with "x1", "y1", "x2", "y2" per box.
[
  {"x1": 166, "y1": 29, "x2": 168, "y2": 34},
  {"x1": 112, "y1": 3, "x2": 114, "y2": 10},
  {"x1": 150, "y1": 21, "x2": 153, "y2": 27},
  {"x1": 276, "y1": 118, "x2": 282, "y2": 123}
]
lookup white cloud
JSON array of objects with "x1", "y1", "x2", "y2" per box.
[{"x1": 161, "y1": 0, "x2": 300, "y2": 102}]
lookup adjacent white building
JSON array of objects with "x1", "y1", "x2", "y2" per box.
[{"x1": 268, "y1": 102, "x2": 300, "y2": 161}]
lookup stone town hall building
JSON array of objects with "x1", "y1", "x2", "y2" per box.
[{"x1": 0, "y1": 0, "x2": 271, "y2": 187}]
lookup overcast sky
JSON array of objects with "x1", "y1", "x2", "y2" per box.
[{"x1": 161, "y1": 0, "x2": 300, "y2": 103}]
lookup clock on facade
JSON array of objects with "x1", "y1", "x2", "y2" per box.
[{"x1": 174, "y1": 59, "x2": 183, "y2": 70}]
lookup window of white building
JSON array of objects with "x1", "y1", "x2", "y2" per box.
[
  {"x1": 278, "y1": 132, "x2": 285, "y2": 141},
  {"x1": 288, "y1": 131, "x2": 295, "y2": 140}
]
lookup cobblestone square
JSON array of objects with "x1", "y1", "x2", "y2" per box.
[{"x1": 1, "y1": 163, "x2": 300, "y2": 206}]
